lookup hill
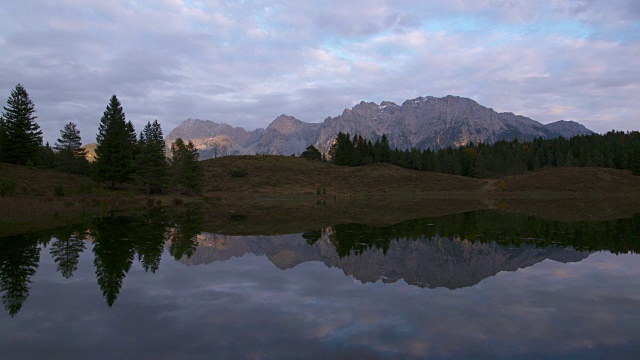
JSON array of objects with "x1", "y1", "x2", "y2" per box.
[
  {"x1": 201, "y1": 155, "x2": 640, "y2": 196},
  {"x1": 202, "y1": 155, "x2": 486, "y2": 196},
  {"x1": 194, "y1": 156, "x2": 640, "y2": 233},
  {"x1": 2, "y1": 158, "x2": 640, "y2": 236}
]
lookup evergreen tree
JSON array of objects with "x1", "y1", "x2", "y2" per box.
[
  {"x1": 632, "y1": 143, "x2": 640, "y2": 176},
  {"x1": 135, "y1": 120, "x2": 168, "y2": 194},
  {"x1": 127, "y1": 120, "x2": 139, "y2": 160},
  {"x1": 40, "y1": 142, "x2": 56, "y2": 169},
  {"x1": 380, "y1": 134, "x2": 391, "y2": 163},
  {"x1": 54, "y1": 122, "x2": 88, "y2": 175},
  {"x1": 328, "y1": 132, "x2": 353, "y2": 165},
  {"x1": 1, "y1": 84, "x2": 43, "y2": 165},
  {"x1": 170, "y1": 138, "x2": 203, "y2": 194},
  {"x1": 94, "y1": 95, "x2": 136, "y2": 188},
  {"x1": 300, "y1": 144, "x2": 322, "y2": 161}
]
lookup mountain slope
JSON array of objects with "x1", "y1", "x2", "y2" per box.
[
  {"x1": 243, "y1": 115, "x2": 322, "y2": 155},
  {"x1": 316, "y1": 96, "x2": 559, "y2": 152},
  {"x1": 544, "y1": 120, "x2": 594, "y2": 138},
  {"x1": 165, "y1": 118, "x2": 262, "y2": 157}
]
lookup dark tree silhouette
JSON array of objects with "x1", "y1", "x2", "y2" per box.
[
  {"x1": 54, "y1": 122, "x2": 89, "y2": 175},
  {"x1": 94, "y1": 95, "x2": 136, "y2": 188},
  {"x1": 300, "y1": 145, "x2": 322, "y2": 161},
  {"x1": 0, "y1": 84, "x2": 42, "y2": 165},
  {"x1": 169, "y1": 138, "x2": 203, "y2": 194},
  {"x1": 135, "y1": 120, "x2": 168, "y2": 194}
]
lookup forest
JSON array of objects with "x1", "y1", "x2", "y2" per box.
[{"x1": 325, "y1": 130, "x2": 640, "y2": 178}]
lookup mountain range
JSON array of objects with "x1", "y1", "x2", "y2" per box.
[{"x1": 166, "y1": 95, "x2": 594, "y2": 159}]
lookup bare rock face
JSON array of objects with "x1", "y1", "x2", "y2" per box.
[
  {"x1": 315, "y1": 96, "x2": 559, "y2": 152},
  {"x1": 165, "y1": 118, "x2": 260, "y2": 157},
  {"x1": 166, "y1": 96, "x2": 593, "y2": 159},
  {"x1": 544, "y1": 120, "x2": 594, "y2": 138},
  {"x1": 244, "y1": 115, "x2": 322, "y2": 156}
]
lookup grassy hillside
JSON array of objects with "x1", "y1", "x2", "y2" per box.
[
  {"x1": 202, "y1": 155, "x2": 640, "y2": 197},
  {"x1": 0, "y1": 163, "x2": 101, "y2": 197},
  {"x1": 202, "y1": 155, "x2": 486, "y2": 196},
  {"x1": 2, "y1": 157, "x2": 640, "y2": 236}
]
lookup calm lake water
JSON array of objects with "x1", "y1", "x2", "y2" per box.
[{"x1": 1, "y1": 209, "x2": 640, "y2": 359}]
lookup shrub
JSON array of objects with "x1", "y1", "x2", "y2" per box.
[
  {"x1": 229, "y1": 168, "x2": 248, "y2": 178},
  {"x1": 54, "y1": 183, "x2": 65, "y2": 197},
  {"x1": 78, "y1": 178, "x2": 93, "y2": 194},
  {"x1": 0, "y1": 179, "x2": 16, "y2": 196}
]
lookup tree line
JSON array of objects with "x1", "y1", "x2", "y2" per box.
[
  {"x1": 0, "y1": 84, "x2": 203, "y2": 194},
  {"x1": 325, "y1": 131, "x2": 640, "y2": 177}
]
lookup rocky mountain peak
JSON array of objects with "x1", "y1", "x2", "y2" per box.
[{"x1": 268, "y1": 114, "x2": 307, "y2": 135}]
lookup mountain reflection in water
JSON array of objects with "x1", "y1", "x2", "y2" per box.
[
  {"x1": 1, "y1": 207, "x2": 640, "y2": 359},
  {"x1": 184, "y1": 232, "x2": 588, "y2": 289}
]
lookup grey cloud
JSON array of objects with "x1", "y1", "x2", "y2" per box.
[{"x1": 0, "y1": 0, "x2": 638, "y2": 144}]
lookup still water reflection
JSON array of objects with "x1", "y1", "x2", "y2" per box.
[{"x1": 1, "y1": 208, "x2": 639, "y2": 359}]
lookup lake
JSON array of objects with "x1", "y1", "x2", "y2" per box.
[{"x1": 1, "y1": 208, "x2": 640, "y2": 359}]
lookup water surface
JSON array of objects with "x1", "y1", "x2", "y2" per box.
[{"x1": 1, "y1": 209, "x2": 639, "y2": 359}]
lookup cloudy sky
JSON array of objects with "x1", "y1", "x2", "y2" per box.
[{"x1": 1, "y1": 0, "x2": 639, "y2": 144}]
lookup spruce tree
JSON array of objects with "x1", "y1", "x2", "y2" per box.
[
  {"x1": 0, "y1": 116, "x2": 6, "y2": 162},
  {"x1": 135, "y1": 120, "x2": 168, "y2": 194},
  {"x1": 94, "y1": 95, "x2": 136, "y2": 188},
  {"x1": 170, "y1": 138, "x2": 203, "y2": 194},
  {"x1": 631, "y1": 143, "x2": 640, "y2": 176},
  {"x1": 54, "y1": 122, "x2": 88, "y2": 175},
  {"x1": 300, "y1": 144, "x2": 322, "y2": 161},
  {"x1": 1, "y1": 84, "x2": 43, "y2": 165},
  {"x1": 41, "y1": 142, "x2": 56, "y2": 169}
]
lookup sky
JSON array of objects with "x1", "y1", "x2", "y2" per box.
[{"x1": 0, "y1": 0, "x2": 639, "y2": 144}]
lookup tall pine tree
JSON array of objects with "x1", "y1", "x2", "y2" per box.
[
  {"x1": 94, "y1": 95, "x2": 136, "y2": 188},
  {"x1": 54, "y1": 122, "x2": 89, "y2": 175},
  {"x1": 135, "y1": 120, "x2": 168, "y2": 194},
  {"x1": 631, "y1": 143, "x2": 640, "y2": 176},
  {"x1": 1, "y1": 84, "x2": 43, "y2": 165},
  {"x1": 170, "y1": 138, "x2": 203, "y2": 195}
]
